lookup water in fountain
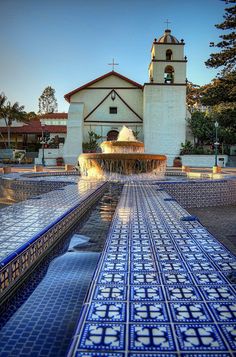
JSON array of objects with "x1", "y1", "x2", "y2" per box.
[{"x1": 79, "y1": 126, "x2": 166, "y2": 180}]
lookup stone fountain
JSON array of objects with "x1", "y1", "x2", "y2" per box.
[{"x1": 79, "y1": 126, "x2": 166, "y2": 179}]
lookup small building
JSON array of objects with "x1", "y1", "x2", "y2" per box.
[{"x1": 0, "y1": 113, "x2": 67, "y2": 151}]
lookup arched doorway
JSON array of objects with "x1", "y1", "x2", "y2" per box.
[{"x1": 107, "y1": 130, "x2": 119, "y2": 141}]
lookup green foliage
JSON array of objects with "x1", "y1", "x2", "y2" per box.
[
  {"x1": 180, "y1": 141, "x2": 194, "y2": 154},
  {"x1": 186, "y1": 82, "x2": 202, "y2": 109},
  {"x1": 187, "y1": 111, "x2": 214, "y2": 146},
  {"x1": 82, "y1": 131, "x2": 102, "y2": 152},
  {"x1": 133, "y1": 130, "x2": 140, "y2": 140},
  {"x1": 205, "y1": 0, "x2": 236, "y2": 73},
  {"x1": 201, "y1": 72, "x2": 236, "y2": 106},
  {"x1": 38, "y1": 86, "x2": 58, "y2": 114},
  {"x1": 208, "y1": 104, "x2": 236, "y2": 145},
  {"x1": 180, "y1": 141, "x2": 212, "y2": 155},
  {"x1": 0, "y1": 92, "x2": 27, "y2": 148}
]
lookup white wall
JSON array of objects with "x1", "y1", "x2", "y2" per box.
[
  {"x1": 181, "y1": 155, "x2": 228, "y2": 167},
  {"x1": 143, "y1": 85, "x2": 186, "y2": 160},
  {"x1": 35, "y1": 148, "x2": 63, "y2": 166},
  {"x1": 63, "y1": 103, "x2": 84, "y2": 164},
  {"x1": 70, "y1": 76, "x2": 143, "y2": 123}
]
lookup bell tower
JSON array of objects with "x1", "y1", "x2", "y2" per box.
[{"x1": 143, "y1": 29, "x2": 187, "y2": 165}]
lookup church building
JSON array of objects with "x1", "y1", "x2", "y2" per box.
[{"x1": 63, "y1": 29, "x2": 187, "y2": 165}]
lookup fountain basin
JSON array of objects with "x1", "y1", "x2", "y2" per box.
[
  {"x1": 79, "y1": 153, "x2": 166, "y2": 177},
  {"x1": 100, "y1": 140, "x2": 144, "y2": 153}
]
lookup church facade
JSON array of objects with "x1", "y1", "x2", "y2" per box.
[{"x1": 63, "y1": 29, "x2": 187, "y2": 165}]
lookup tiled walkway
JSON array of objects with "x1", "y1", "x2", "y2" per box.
[
  {"x1": 69, "y1": 182, "x2": 236, "y2": 356},
  {"x1": 0, "y1": 180, "x2": 103, "y2": 264}
]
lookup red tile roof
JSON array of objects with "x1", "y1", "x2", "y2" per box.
[
  {"x1": 64, "y1": 71, "x2": 143, "y2": 102},
  {"x1": 0, "y1": 120, "x2": 67, "y2": 134},
  {"x1": 40, "y1": 113, "x2": 68, "y2": 119}
]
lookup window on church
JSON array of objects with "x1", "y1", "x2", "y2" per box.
[
  {"x1": 109, "y1": 107, "x2": 117, "y2": 114},
  {"x1": 164, "y1": 65, "x2": 174, "y2": 84},
  {"x1": 166, "y1": 49, "x2": 172, "y2": 61}
]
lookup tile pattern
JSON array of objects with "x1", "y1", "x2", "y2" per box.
[
  {"x1": 0, "y1": 180, "x2": 107, "y2": 299},
  {"x1": 157, "y1": 179, "x2": 236, "y2": 208},
  {"x1": 0, "y1": 251, "x2": 100, "y2": 357},
  {"x1": 68, "y1": 182, "x2": 236, "y2": 356}
]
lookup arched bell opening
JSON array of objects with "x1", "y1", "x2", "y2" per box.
[
  {"x1": 107, "y1": 130, "x2": 119, "y2": 141},
  {"x1": 166, "y1": 49, "x2": 173, "y2": 61},
  {"x1": 164, "y1": 65, "x2": 174, "y2": 84}
]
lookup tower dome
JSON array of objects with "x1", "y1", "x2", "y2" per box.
[{"x1": 157, "y1": 29, "x2": 179, "y2": 44}]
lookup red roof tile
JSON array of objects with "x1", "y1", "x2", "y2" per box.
[
  {"x1": 0, "y1": 120, "x2": 67, "y2": 134},
  {"x1": 40, "y1": 113, "x2": 68, "y2": 119},
  {"x1": 64, "y1": 71, "x2": 143, "y2": 102}
]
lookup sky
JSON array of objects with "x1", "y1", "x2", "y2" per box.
[{"x1": 0, "y1": 0, "x2": 226, "y2": 113}]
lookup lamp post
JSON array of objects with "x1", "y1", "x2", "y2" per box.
[
  {"x1": 214, "y1": 121, "x2": 219, "y2": 167},
  {"x1": 41, "y1": 124, "x2": 45, "y2": 166}
]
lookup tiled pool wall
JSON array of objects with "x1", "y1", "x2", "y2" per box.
[
  {"x1": 0, "y1": 172, "x2": 79, "y2": 202},
  {"x1": 2, "y1": 174, "x2": 236, "y2": 208},
  {"x1": 0, "y1": 182, "x2": 108, "y2": 303},
  {"x1": 158, "y1": 179, "x2": 236, "y2": 208}
]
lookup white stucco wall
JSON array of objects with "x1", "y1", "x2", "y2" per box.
[
  {"x1": 70, "y1": 75, "x2": 143, "y2": 123},
  {"x1": 151, "y1": 43, "x2": 185, "y2": 61},
  {"x1": 181, "y1": 155, "x2": 228, "y2": 167},
  {"x1": 143, "y1": 84, "x2": 186, "y2": 162},
  {"x1": 63, "y1": 103, "x2": 84, "y2": 164},
  {"x1": 35, "y1": 148, "x2": 63, "y2": 166}
]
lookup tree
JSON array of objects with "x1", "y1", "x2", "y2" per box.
[
  {"x1": 187, "y1": 111, "x2": 214, "y2": 146},
  {"x1": 205, "y1": 0, "x2": 236, "y2": 73},
  {"x1": 200, "y1": 70, "x2": 236, "y2": 107},
  {"x1": 0, "y1": 93, "x2": 27, "y2": 148},
  {"x1": 186, "y1": 81, "x2": 202, "y2": 110},
  {"x1": 38, "y1": 86, "x2": 58, "y2": 114}
]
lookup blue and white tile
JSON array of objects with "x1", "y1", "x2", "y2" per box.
[
  {"x1": 130, "y1": 285, "x2": 164, "y2": 301},
  {"x1": 86, "y1": 302, "x2": 126, "y2": 322},
  {"x1": 130, "y1": 302, "x2": 169, "y2": 322},
  {"x1": 209, "y1": 302, "x2": 236, "y2": 322},
  {"x1": 129, "y1": 324, "x2": 176, "y2": 351},
  {"x1": 175, "y1": 324, "x2": 227, "y2": 351},
  {"x1": 169, "y1": 302, "x2": 212, "y2": 322},
  {"x1": 78, "y1": 323, "x2": 125, "y2": 350},
  {"x1": 165, "y1": 286, "x2": 203, "y2": 301}
]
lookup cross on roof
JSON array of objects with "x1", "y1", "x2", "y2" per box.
[
  {"x1": 108, "y1": 58, "x2": 119, "y2": 71},
  {"x1": 165, "y1": 19, "x2": 171, "y2": 29}
]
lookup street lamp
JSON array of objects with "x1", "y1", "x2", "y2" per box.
[
  {"x1": 214, "y1": 121, "x2": 219, "y2": 167},
  {"x1": 41, "y1": 124, "x2": 45, "y2": 166}
]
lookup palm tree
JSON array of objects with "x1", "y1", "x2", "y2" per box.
[{"x1": 0, "y1": 93, "x2": 27, "y2": 148}]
